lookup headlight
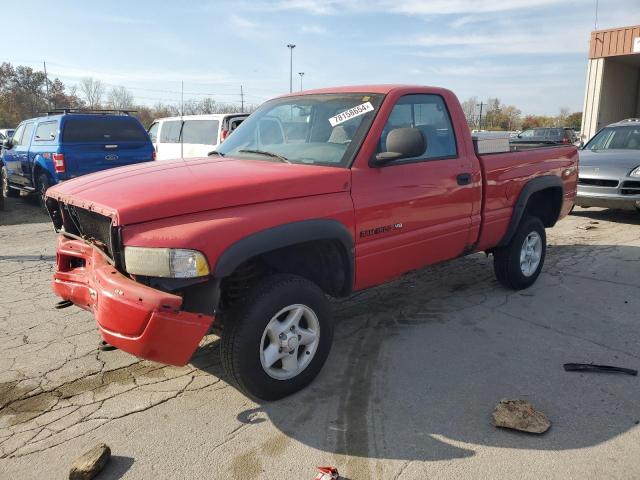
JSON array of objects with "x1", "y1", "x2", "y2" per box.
[
  {"x1": 630, "y1": 166, "x2": 640, "y2": 177},
  {"x1": 124, "y1": 247, "x2": 210, "y2": 278}
]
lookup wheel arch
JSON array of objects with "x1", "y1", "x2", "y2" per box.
[
  {"x1": 214, "y1": 219, "x2": 355, "y2": 297},
  {"x1": 32, "y1": 157, "x2": 54, "y2": 184},
  {"x1": 498, "y1": 175, "x2": 563, "y2": 247}
]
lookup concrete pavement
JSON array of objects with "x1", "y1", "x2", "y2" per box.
[{"x1": 1, "y1": 197, "x2": 639, "y2": 479}]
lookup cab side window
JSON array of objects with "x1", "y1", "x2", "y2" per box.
[
  {"x1": 10, "y1": 123, "x2": 25, "y2": 146},
  {"x1": 18, "y1": 123, "x2": 35, "y2": 146},
  {"x1": 378, "y1": 94, "x2": 457, "y2": 161},
  {"x1": 159, "y1": 121, "x2": 182, "y2": 143}
]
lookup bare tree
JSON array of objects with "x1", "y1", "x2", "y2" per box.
[
  {"x1": 460, "y1": 96, "x2": 478, "y2": 127},
  {"x1": 79, "y1": 77, "x2": 104, "y2": 109},
  {"x1": 557, "y1": 107, "x2": 570, "y2": 126},
  {"x1": 107, "y1": 86, "x2": 134, "y2": 110}
]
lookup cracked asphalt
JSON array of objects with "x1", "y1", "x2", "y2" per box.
[{"x1": 1, "y1": 196, "x2": 640, "y2": 479}]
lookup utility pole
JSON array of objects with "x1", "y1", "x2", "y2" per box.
[
  {"x1": 43, "y1": 61, "x2": 51, "y2": 109},
  {"x1": 287, "y1": 44, "x2": 296, "y2": 93},
  {"x1": 240, "y1": 85, "x2": 244, "y2": 112},
  {"x1": 476, "y1": 101, "x2": 484, "y2": 130},
  {"x1": 298, "y1": 72, "x2": 304, "y2": 91},
  {"x1": 180, "y1": 80, "x2": 184, "y2": 159}
]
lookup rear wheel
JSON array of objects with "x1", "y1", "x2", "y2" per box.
[
  {"x1": 2, "y1": 165, "x2": 19, "y2": 198},
  {"x1": 493, "y1": 216, "x2": 546, "y2": 290},
  {"x1": 220, "y1": 274, "x2": 333, "y2": 400},
  {"x1": 36, "y1": 172, "x2": 50, "y2": 213}
]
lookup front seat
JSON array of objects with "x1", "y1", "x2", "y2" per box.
[{"x1": 328, "y1": 125, "x2": 355, "y2": 144}]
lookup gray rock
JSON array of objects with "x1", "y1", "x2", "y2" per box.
[
  {"x1": 69, "y1": 443, "x2": 111, "y2": 480},
  {"x1": 492, "y1": 399, "x2": 551, "y2": 434}
]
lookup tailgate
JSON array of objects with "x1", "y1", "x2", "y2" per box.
[{"x1": 61, "y1": 116, "x2": 154, "y2": 177}]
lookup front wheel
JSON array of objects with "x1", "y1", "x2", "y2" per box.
[
  {"x1": 220, "y1": 274, "x2": 333, "y2": 400},
  {"x1": 2, "y1": 165, "x2": 19, "y2": 198},
  {"x1": 493, "y1": 216, "x2": 546, "y2": 290}
]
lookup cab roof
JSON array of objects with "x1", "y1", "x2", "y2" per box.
[{"x1": 278, "y1": 84, "x2": 450, "y2": 98}]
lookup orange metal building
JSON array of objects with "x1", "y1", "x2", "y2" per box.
[{"x1": 582, "y1": 25, "x2": 640, "y2": 139}]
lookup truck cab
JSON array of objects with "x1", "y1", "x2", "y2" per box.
[{"x1": 1, "y1": 110, "x2": 154, "y2": 209}]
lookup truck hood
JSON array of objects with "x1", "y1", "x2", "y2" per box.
[
  {"x1": 578, "y1": 149, "x2": 640, "y2": 177},
  {"x1": 46, "y1": 157, "x2": 351, "y2": 225}
]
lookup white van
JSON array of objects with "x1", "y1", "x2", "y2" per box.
[{"x1": 148, "y1": 113, "x2": 249, "y2": 160}]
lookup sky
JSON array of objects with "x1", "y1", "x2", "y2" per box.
[{"x1": 6, "y1": 0, "x2": 640, "y2": 115}]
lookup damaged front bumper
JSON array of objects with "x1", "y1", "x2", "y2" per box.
[{"x1": 52, "y1": 236, "x2": 215, "y2": 365}]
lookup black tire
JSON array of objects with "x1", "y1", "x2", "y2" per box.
[
  {"x1": 2, "y1": 165, "x2": 19, "y2": 198},
  {"x1": 493, "y1": 216, "x2": 546, "y2": 290},
  {"x1": 36, "y1": 172, "x2": 50, "y2": 213},
  {"x1": 220, "y1": 274, "x2": 333, "y2": 400}
]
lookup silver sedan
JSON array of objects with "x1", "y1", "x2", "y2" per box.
[{"x1": 576, "y1": 119, "x2": 640, "y2": 211}]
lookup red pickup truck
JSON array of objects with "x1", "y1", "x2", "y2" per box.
[{"x1": 45, "y1": 85, "x2": 578, "y2": 400}]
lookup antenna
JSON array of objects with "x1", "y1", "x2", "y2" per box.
[{"x1": 594, "y1": 0, "x2": 599, "y2": 30}]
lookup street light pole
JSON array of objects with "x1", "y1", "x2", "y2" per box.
[
  {"x1": 298, "y1": 72, "x2": 304, "y2": 91},
  {"x1": 287, "y1": 44, "x2": 296, "y2": 93}
]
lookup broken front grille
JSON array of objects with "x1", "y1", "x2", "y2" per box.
[{"x1": 47, "y1": 198, "x2": 122, "y2": 266}]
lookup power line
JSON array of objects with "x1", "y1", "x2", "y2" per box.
[{"x1": 11, "y1": 58, "x2": 271, "y2": 106}]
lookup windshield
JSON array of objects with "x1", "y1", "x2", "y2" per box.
[
  {"x1": 585, "y1": 126, "x2": 640, "y2": 151},
  {"x1": 215, "y1": 93, "x2": 384, "y2": 167}
]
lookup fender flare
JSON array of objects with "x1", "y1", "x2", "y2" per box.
[
  {"x1": 498, "y1": 175, "x2": 564, "y2": 247},
  {"x1": 32, "y1": 156, "x2": 52, "y2": 186},
  {"x1": 213, "y1": 218, "x2": 355, "y2": 289}
]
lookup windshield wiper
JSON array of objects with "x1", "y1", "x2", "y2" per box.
[
  {"x1": 237, "y1": 149, "x2": 291, "y2": 163},
  {"x1": 208, "y1": 150, "x2": 225, "y2": 157}
]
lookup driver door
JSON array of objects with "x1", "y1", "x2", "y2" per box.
[
  {"x1": 3, "y1": 122, "x2": 26, "y2": 185},
  {"x1": 350, "y1": 94, "x2": 478, "y2": 289}
]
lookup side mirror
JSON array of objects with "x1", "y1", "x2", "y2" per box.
[
  {"x1": 579, "y1": 140, "x2": 585, "y2": 148},
  {"x1": 517, "y1": 134, "x2": 522, "y2": 138},
  {"x1": 2, "y1": 138, "x2": 12, "y2": 149},
  {"x1": 372, "y1": 128, "x2": 425, "y2": 166}
]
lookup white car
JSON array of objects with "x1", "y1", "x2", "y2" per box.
[
  {"x1": 148, "y1": 113, "x2": 248, "y2": 160},
  {"x1": 0, "y1": 128, "x2": 15, "y2": 144}
]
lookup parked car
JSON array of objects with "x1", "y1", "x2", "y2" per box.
[
  {"x1": 0, "y1": 158, "x2": 4, "y2": 211},
  {"x1": 0, "y1": 128, "x2": 15, "y2": 144},
  {"x1": 45, "y1": 85, "x2": 577, "y2": 400},
  {"x1": 511, "y1": 127, "x2": 577, "y2": 146},
  {"x1": 1, "y1": 109, "x2": 154, "y2": 210},
  {"x1": 575, "y1": 118, "x2": 640, "y2": 211},
  {"x1": 149, "y1": 113, "x2": 249, "y2": 160}
]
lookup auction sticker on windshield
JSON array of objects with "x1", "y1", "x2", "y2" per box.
[{"x1": 329, "y1": 102, "x2": 374, "y2": 127}]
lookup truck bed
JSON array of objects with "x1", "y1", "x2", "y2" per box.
[{"x1": 474, "y1": 145, "x2": 578, "y2": 251}]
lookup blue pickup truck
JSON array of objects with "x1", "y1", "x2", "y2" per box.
[{"x1": 1, "y1": 110, "x2": 155, "y2": 210}]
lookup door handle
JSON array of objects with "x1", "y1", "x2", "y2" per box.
[{"x1": 456, "y1": 173, "x2": 472, "y2": 185}]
